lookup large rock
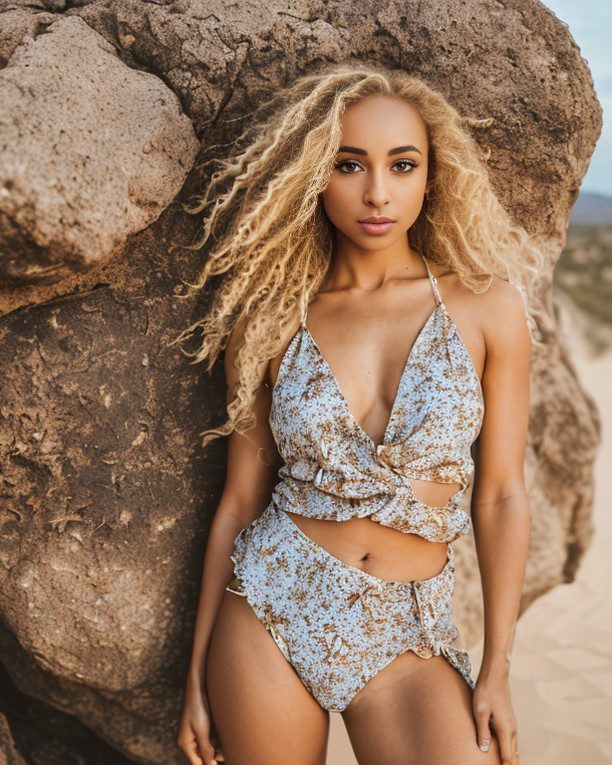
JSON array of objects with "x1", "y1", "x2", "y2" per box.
[
  {"x1": 0, "y1": 0, "x2": 602, "y2": 762},
  {"x1": 0, "y1": 15, "x2": 199, "y2": 284},
  {"x1": 0, "y1": 713, "x2": 26, "y2": 765}
]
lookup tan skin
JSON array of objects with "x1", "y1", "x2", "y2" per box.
[{"x1": 178, "y1": 95, "x2": 531, "y2": 765}]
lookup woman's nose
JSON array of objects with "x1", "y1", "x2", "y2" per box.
[{"x1": 363, "y1": 170, "x2": 392, "y2": 207}]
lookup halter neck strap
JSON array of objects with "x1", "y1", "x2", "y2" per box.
[{"x1": 419, "y1": 252, "x2": 444, "y2": 306}]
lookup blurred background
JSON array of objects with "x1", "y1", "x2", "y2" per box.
[{"x1": 328, "y1": 2, "x2": 612, "y2": 762}]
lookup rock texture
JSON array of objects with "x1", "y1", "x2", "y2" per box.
[
  {"x1": 0, "y1": 15, "x2": 199, "y2": 285},
  {"x1": 0, "y1": 713, "x2": 26, "y2": 765},
  {"x1": 0, "y1": 0, "x2": 603, "y2": 762}
]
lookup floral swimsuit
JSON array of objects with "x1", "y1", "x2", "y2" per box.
[{"x1": 226, "y1": 252, "x2": 484, "y2": 712}]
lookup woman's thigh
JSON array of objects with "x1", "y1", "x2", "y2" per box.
[
  {"x1": 206, "y1": 590, "x2": 330, "y2": 765},
  {"x1": 341, "y1": 652, "x2": 502, "y2": 765}
]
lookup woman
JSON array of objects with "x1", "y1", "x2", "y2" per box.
[{"x1": 174, "y1": 63, "x2": 540, "y2": 765}]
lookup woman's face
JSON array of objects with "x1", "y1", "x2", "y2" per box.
[{"x1": 321, "y1": 94, "x2": 430, "y2": 250}]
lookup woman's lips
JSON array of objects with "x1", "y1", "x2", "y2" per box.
[{"x1": 358, "y1": 220, "x2": 396, "y2": 235}]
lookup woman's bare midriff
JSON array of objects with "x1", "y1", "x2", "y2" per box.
[{"x1": 284, "y1": 510, "x2": 449, "y2": 583}]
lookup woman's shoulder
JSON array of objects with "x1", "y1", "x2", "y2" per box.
[
  {"x1": 477, "y1": 275, "x2": 528, "y2": 333},
  {"x1": 437, "y1": 269, "x2": 524, "y2": 311},
  {"x1": 435, "y1": 269, "x2": 529, "y2": 356},
  {"x1": 473, "y1": 275, "x2": 530, "y2": 354}
]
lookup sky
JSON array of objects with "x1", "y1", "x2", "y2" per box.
[{"x1": 542, "y1": 1, "x2": 611, "y2": 196}]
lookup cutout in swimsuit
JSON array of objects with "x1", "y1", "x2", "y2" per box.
[
  {"x1": 269, "y1": 250, "x2": 484, "y2": 542},
  {"x1": 225, "y1": 252, "x2": 484, "y2": 712}
]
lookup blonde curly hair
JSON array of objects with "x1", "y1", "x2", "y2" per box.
[{"x1": 169, "y1": 61, "x2": 547, "y2": 450}]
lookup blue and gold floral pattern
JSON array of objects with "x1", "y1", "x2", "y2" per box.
[
  {"x1": 268, "y1": 254, "x2": 484, "y2": 543},
  {"x1": 226, "y1": 253, "x2": 483, "y2": 711},
  {"x1": 227, "y1": 503, "x2": 475, "y2": 712}
]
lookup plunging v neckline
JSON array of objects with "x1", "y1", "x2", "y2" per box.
[{"x1": 303, "y1": 302, "x2": 445, "y2": 451}]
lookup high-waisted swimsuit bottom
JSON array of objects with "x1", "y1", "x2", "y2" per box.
[
  {"x1": 226, "y1": 502, "x2": 474, "y2": 712},
  {"x1": 225, "y1": 251, "x2": 483, "y2": 713}
]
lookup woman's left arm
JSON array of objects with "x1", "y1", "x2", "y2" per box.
[{"x1": 470, "y1": 278, "x2": 533, "y2": 764}]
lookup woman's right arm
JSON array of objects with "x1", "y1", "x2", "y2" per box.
[
  {"x1": 186, "y1": 380, "x2": 280, "y2": 687},
  {"x1": 178, "y1": 321, "x2": 282, "y2": 764}
]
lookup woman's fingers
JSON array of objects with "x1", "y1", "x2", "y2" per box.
[
  {"x1": 511, "y1": 729, "x2": 519, "y2": 764},
  {"x1": 495, "y1": 718, "x2": 518, "y2": 764},
  {"x1": 193, "y1": 724, "x2": 219, "y2": 765},
  {"x1": 177, "y1": 719, "x2": 218, "y2": 765},
  {"x1": 208, "y1": 719, "x2": 225, "y2": 762},
  {"x1": 473, "y1": 702, "x2": 493, "y2": 752},
  {"x1": 177, "y1": 730, "x2": 205, "y2": 765}
]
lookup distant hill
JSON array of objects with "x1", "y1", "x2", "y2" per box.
[
  {"x1": 554, "y1": 223, "x2": 612, "y2": 330},
  {"x1": 569, "y1": 191, "x2": 612, "y2": 225}
]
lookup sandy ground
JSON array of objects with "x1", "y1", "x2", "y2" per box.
[{"x1": 326, "y1": 303, "x2": 612, "y2": 764}]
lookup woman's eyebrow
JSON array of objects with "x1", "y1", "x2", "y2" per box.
[{"x1": 337, "y1": 144, "x2": 422, "y2": 156}]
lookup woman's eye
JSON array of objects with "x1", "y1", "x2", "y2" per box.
[
  {"x1": 334, "y1": 159, "x2": 418, "y2": 174},
  {"x1": 334, "y1": 160, "x2": 361, "y2": 173},
  {"x1": 394, "y1": 159, "x2": 417, "y2": 172}
]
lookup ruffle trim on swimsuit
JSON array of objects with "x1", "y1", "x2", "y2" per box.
[
  {"x1": 271, "y1": 477, "x2": 473, "y2": 543},
  {"x1": 225, "y1": 503, "x2": 476, "y2": 711}
]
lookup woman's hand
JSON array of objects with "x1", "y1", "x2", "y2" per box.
[
  {"x1": 177, "y1": 675, "x2": 225, "y2": 765},
  {"x1": 472, "y1": 668, "x2": 519, "y2": 764}
]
